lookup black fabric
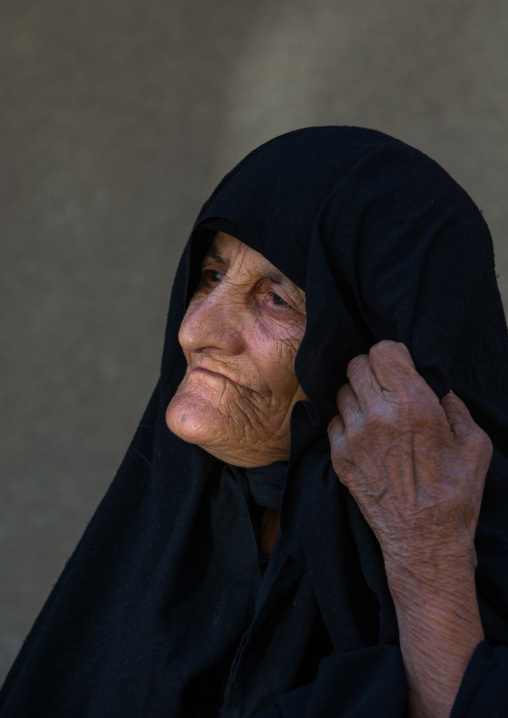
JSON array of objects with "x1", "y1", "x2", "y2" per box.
[
  {"x1": 2, "y1": 126, "x2": 508, "y2": 716},
  {"x1": 241, "y1": 462, "x2": 288, "y2": 510}
]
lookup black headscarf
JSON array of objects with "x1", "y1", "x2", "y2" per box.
[{"x1": 3, "y1": 127, "x2": 508, "y2": 717}]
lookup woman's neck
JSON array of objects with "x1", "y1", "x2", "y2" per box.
[{"x1": 252, "y1": 507, "x2": 280, "y2": 554}]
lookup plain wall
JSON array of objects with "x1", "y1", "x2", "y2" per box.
[{"x1": 1, "y1": 0, "x2": 508, "y2": 680}]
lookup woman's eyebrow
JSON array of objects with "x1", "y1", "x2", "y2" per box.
[
  {"x1": 260, "y1": 264, "x2": 297, "y2": 290},
  {"x1": 264, "y1": 268, "x2": 306, "y2": 308},
  {"x1": 206, "y1": 247, "x2": 283, "y2": 282},
  {"x1": 205, "y1": 245, "x2": 227, "y2": 265},
  {"x1": 205, "y1": 245, "x2": 302, "y2": 299},
  {"x1": 264, "y1": 269, "x2": 286, "y2": 285}
]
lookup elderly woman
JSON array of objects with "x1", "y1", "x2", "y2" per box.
[{"x1": 1, "y1": 127, "x2": 508, "y2": 718}]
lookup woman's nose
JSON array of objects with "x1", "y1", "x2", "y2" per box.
[{"x1": 178, "y1": 290, "x2": 245, "y2": 356}]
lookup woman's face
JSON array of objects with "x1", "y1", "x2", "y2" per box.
[{"x1": 166, "y1": 232, "x2": 307, "y2": 467}]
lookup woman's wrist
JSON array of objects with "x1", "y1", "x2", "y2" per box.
[
  {"x1": 381, "y1": 532, "x2": 478, "y2": 592},
  {"x1": 383, "y1": 551, "x2": 484, "y2": 718}
]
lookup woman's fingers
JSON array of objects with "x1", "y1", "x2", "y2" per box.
[
  {"x1": 368, "y1": 340, "x2": 426, "y2": 394},
  {"x1": 440, "y1": 391, "x2": 492, "y2": 470},
  {"x1": 441, "y1": 391, "x2": 493, "y2": 499},
  {"x1": 327, "y1": 413, "x2": 345, "y2": 451},
  {"x1": 440, "y1": 391, "x2": 477, "y2": 438},
  {"x1": 343, "y1": 342, "x2": 433, "y2": 417},
  {"x1": 328, "y1": 412, "x2": 345, "y2": 435},
  {"x1": 346, "y1": 354, "x2": 383, "y2": 410},
  {"x1": 335, "y1": 382, "x2": 362, "y2": 424}
]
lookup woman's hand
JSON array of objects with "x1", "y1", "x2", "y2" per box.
[
  {"x1": 327, "y1": 340, "x2": 493, "y2": 718},
  {"x1": 327, "y1": 340, "x2": 491, "y2": 567}
]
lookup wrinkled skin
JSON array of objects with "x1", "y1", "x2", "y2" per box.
[
  {"x1": 328, "y1": 342, "x2": 491, "y2": 566},
  {"x1": 328, "y1": 341, "x2": 493, "y2": 718},
  {"x1": 168, "y1": 233, "x2": 494, "y2": 716},
  {"x1": 166, "y1": 232, "x2": 307, "y2": 467}
]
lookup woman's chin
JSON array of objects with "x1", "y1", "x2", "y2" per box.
[
  {"x1": 165, "y1": 387, "x2": 238, "y2": 451},
  {"x1": 165, "y1": 384, "x2": 291, "y2": 466},
  {"x1": 166, "y1": 396, "x2": 210, "y2": 444}
]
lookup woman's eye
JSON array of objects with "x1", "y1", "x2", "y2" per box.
[
  {"x1": 203, "y1": 270, "x2": 223, "y2": 283},
  {"x1": 270, "y1": 292, "x2": 290, "y2": 308}
]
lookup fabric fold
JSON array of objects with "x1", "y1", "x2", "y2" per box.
[{"x1": 2, "y1": 126, "x2": 508, "y2": 717}]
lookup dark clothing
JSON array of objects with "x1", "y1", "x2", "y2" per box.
[{"x1": 2, "y1": 127, "x2": 508, "y2": 716}]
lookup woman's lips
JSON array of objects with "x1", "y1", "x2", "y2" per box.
[
  {"x1": 190, "y1": 366, "x2": 238, "y2": 385},
  {"x1": 192, "y1": 366, "x2": 229, "y2": 380},
  {"x1": 189, "y1": 366, "x2": 252, "y2": 392}
]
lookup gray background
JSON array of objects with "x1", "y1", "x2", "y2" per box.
[{"x1": 1, "y1": 0, "x2": 508, "y2": 681}]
